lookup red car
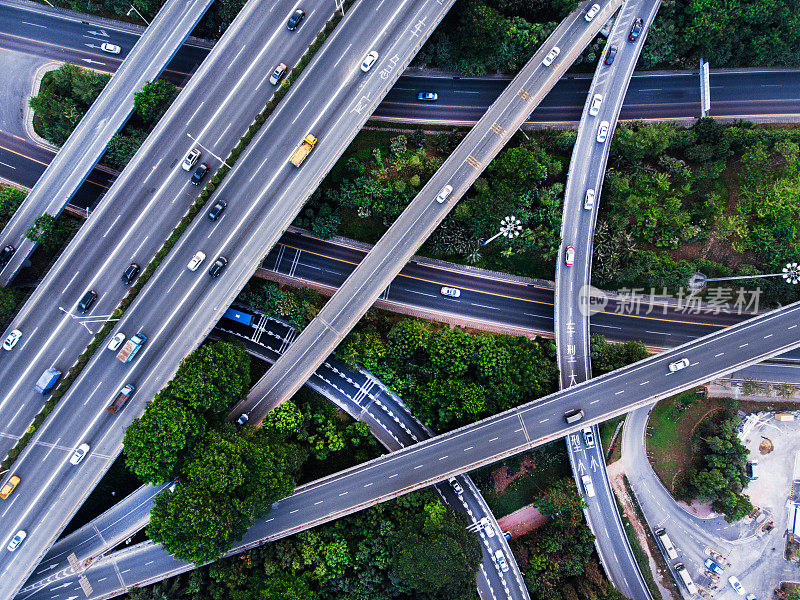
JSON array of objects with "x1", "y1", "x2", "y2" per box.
[{"x1": 565, "y1": 245, "x2": 576, "y2": 266}]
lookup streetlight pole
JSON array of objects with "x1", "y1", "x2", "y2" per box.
[
  {"x1": 127, "y1": 3, "x2": 150, "y2": 25},
  {"x1": 482, "y1": 215, "x2": 522, "y2": 246},
  {"x1": 691, "y1": 262, "x2": 800, "y2": 289}
]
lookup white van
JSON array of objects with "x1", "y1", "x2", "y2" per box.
[
  {"x1": 675, "y1": 563, "x2": 698, "y2": 595},
  {"x1": 655, "y1": 528, "x2": 678, "y2": 560}
]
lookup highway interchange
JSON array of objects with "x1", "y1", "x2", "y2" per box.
[{"x1": 1, "y1": 0, "x2": 800, "y2": 599}]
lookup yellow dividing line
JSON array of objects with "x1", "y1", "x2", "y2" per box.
[
  {"x1": 0, "y1": 140, "x2": 111, "y2": 190},
  {"x1": 274, "y1": 241, "x2": 729, "y2": 329}
]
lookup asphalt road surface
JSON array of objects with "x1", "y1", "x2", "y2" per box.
[
  {"x1": 21, "y1": 298, "x2": 800, "y2": 600},
  {"x1": 241, "y1": 0, "x2": 624, "y2": 422},
  {"x1": 0, "y1": 0, "x2": 215, "y2": 285},
  {"x1": 556, "y1": 1, "x2": 662, "y2": 598},
  {"x1": 0, "y1": 0, "x2": 344, "y2": 593}
]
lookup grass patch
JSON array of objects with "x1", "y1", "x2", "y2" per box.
[
  {"x1": 646, "y1": 390, "x2": 725, "y2": 492},
  {"x1": 599, "y1": 415, "x2": 625, "y2": 464}
]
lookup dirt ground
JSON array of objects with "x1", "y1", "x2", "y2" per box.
[
  {"x1": 491, "y1": 455, "x2": 536, "y2": 495},
  {"x1": 496, "y1": 505, "x2": 549, "y2": 538}
]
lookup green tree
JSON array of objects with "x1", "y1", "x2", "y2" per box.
[
  {"x1": 134, "y1": 79, "x2": 178, "y2": 125},
  {"x1": 25, "y1": 214, "x2": 54, "y2": 243},
  {"x1": 389, "y1": 502, "x2": 481, "y2": 598},
  {"x1": 170, "y1": 341, "x2": 250, "y2": 415},
  {"x1": 123, "y1": 391, "x2": 206, "y2": 483}
]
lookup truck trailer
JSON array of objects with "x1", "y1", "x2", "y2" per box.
[{"x1": 289, "y1": 134, "x2": 317, "y2": 167}]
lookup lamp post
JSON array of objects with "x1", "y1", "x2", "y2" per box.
[
  {"x1": 691, "y1": 262, "x2": 800, "y2": 290},
  {"x1": 482, "y1": 216, "x2": 522, "y2": 246},
  {"x1": 127, "y1": 4, "x2": 149, "y2": 25}
]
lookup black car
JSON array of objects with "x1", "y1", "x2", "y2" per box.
[
  {"x1": 191, "y1": 163, "x2": 209, "y2": 185},
  {"x1": 207, "y1": 200, "x2": 227, "y2": 221},
  {"x1": 208, "y1": 255, "x2": 228, "y2": 278},
  {"x1": 121, "y1": 263, "x2": 140, "y2": 285},
  {"x1": 77, "y1": 290, "x2": 97, "y2": 313},
  {"x1": 628, "y1": 18, "x2": 643, "y2": 41},
  {"x1": 287, "y1": 9, "x2": 305, "y2": 30},
  {"x1": 0, "y1": 245, "x2": 14, "y2": 267},
  {"x1": 604, "y1": 45, "x2": 617, "y2": 65}
]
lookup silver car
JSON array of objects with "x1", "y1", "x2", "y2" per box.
[
  {"x1": 7, "y1": 530, "x2": 26, "y2": 552},
  {"x1": 542, "y1": 46, "x2": 560, "y2": 67}
]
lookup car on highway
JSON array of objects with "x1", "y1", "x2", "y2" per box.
[
  {"x1": 236, "y1": 413, "x2": 249, "y2": 427},
  {"x1": 746, "y1": 595, "x2": 757, "y2": 600},
  {"x1": 440, "y1": 286, "x2": 461, "y2": 298},
  {"x1": 107, "y1": 332, "x2": 126, "y2": 351},
  {"x1": 77, "y1": 290, "x2": 98, "y2": 314},
  {"x1": 207, "y1": 200, "x2": 227, "y2": 221},
  {"x1": 122, "y1": 262, "x2": 140, "y2": 285},
  {"x1": 2, "y1": 329, "x2": 21, "y2": 351},
  {"x1": 669, "y1": 357, "x2": 691, "y2": 372},
  {"x1": 478, "y1": 516, "x2": 496, "y2": 537},
  {"x1": 100, "y1": 42, "x2": 121, "y2": 54},
  {"x1": 191, "y1": 163, "x2": 210, "y2": 185},
  {"x1": 494, "y1": 549, "x2": 509, "y2": 572},
  {"x1": 436, "y1": 184, "x2": 453, "y2": 203},
  {"x1": 705, "y1": 559, "x2": 724, "y2": 575},
  {"x1": 187, "y1": 251, "x2": 205, "y2": 271},
  {"x1": 542, "y1": 46, "x2": 560, "y2": 66},
  {"x1": 589, "y1": 93, "x2": 603, "y2": 116},
  {"x1": 361, "y1": 50, "x2": 379, "y2": 72},
  {"x1": 70, "y1": 443, "x2": 90, "y2": 466},
  {"x1": 287, "y1": 8, "x2": 305, "y2": 30},
  {"x1": 729, "y1": 576, "x2": 745, "y2": 595},
  {"x1": 585, "y1": 3, "x2": 600, "y2": 21},
  {"x1": 6, "y1": 530, "x2": 26, "y2": 552},
  {"x1": 564, "y1": 245, "x2": 575, "y2": 266},
  {"x1": 629, "y1": 18, "x2": 644, "y2": 41},
  {"x1": 418, "y1": 91, "x2": 438, "y2": 101},
  {"x1": 448, "y1": 477, "x2": 463, "y2": 495},
  {"x1": 584, "y1": 188, "x2": 595, "y2": 210},
  {"x1": 604, "y1": 45, "x2": 617, "y2": 65},
  {"x1": 182, "y1": 148, "x2": 200, "y2": 171},
  {"x1": 582, "y1": 426, "x2": 595, "y2": 447},
  {"x1": 208, "y1": 255, "x2": 228, "y2": 278},
  {"x1": 269, "y1": 63, "x2": 287, "y2": 85},
  {"x1": 564, "y1": 409, "x2": 584, "y2": 424},
  {"x1": 581, "y1": 474, "x2": 596, "y2": 497},
  {"x1": 596, "y1": 120, "x2": 609, "y2": 143},
  {"x1": 0, "y1": 244, "x2": 14, "y2": 267},
  {"x1": 0, "y1": 475, "x2": 20, "y2": 499}
]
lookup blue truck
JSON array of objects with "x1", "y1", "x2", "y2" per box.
[
  {"x1": 34, "y1": 367, "x2": 61, "y2": 394},
  {"x1": 116, "y1": 333, "x2": 147, "y2": 363}
]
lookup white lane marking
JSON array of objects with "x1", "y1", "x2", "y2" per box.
[
  {"x1": 764, "y1": 334, "x2": 773, "y2": 339},
  {"x1": 715, "y1": 352, "x2": 724, "y2": 357},
  {"x1": 488, "y1": 437, "x2": 498, "y2": 442},
  {"x1": 291, "y1": 100, "x2": 312, "y2": 124},
  {"x1": 22, "y1": 21, "x2": 47, "y2": 27},
  {"x1": 339, "y1": 492, "x2": 348, "y2": 496},
  {"x1": 290, "y1": 509, "x2": 298, "y2": 514},
  {"x1": 590, "y1": 399, "x2": 599, "y2": 404},
  {"x1": 464, "y1": 446, "x2": 473, "y2": 451},
  {"x1": 539, "y1": 418, "x2": 549, "y2": 423},
  {"x1": 739, "y1": 343, "x2": 748, "y2": 348},
  {"x1": 42, "y1": 437, "x2": 61, "y2": 462},
  {"x1": 414, "y1": 464, "x2": 423, "y2": 469},
  {"x1": 615, "y1": 390, "x2": 624, "y2": 395},
  {"x1": 364, "y1": 482, "x2": 374, "y2": 487},
  {"x1": 314, "y1": 500, "x2": 323, "y2": 505},
  {"x1": 333, "y1": 43, "x2": 353, "y2": 69},
  {"x1": 639, "y1": 381, "x2": 649, "y2": 385},
  {"x1": 438, "y1": 455, "x2": 448, "y2": 460},
  {"x1": 61, "y1": 271, "x2": 79, "y2": 294},
  {"x1": 389, "y1": 473, "x2": 398, "y2": 478}
]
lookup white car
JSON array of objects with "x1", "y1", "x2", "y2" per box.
[
  {"x1": 585, "y1": 3, "x2": 601, "y2": 21},
  {"x1": 7, "y1": 530, "x2": 26, "y2": 552},
  {"x1": 565, "y1": 245, "x2": 576, "y2": 266},
  {"x1": 100, "y1": 42, "x2": 121, "y2": 54},
  {"x1": 448, "y1": 477, "x2": 464, "y2": 495},
  {"x1": 589, "y1": 93, "x2": 603, "y2": 116},
  {"x1": 182, "y1": 148, "x2": 201, "y2": 171},
  {"x1": 494, "y1": 549, "x2": 509, "y2": 572},
  {"x1": 582, "y1": 427, "x2": 595, "y2": 447},
  {"x1": 478, "y1": 516, "x2": 496, "y2": 537},
  {"x1": 584, "y1": 188, "x2": 595, "y2": 210},
  {"x1": 269, "y1": 62, "x2": 287, "y2": 85},
  {"x1": 728, "y1": 576, "x2": 745, "y2": 595},
  {"x1": 542, "y1": 46, "x2": 560, "y2": 66},
  {"x1": 441, "y1": 286, "x2": 461, "y2": 298},
  {"x1": 361, "y1": 50, "x2": 379, "y2": 72},
  {"x1": 581, "y1": 474, "x2": 596, "y2": 497},
  {"x1": 596, "y1": 120, "x2": 610, "y2": 143},
  {"x1": 669, "y1": 357, "x2": 691, "y2": 372},
  {"x1": 2, "y1": 329, "x2": 21, "y2": 351},
  {"x1": 436, "y1": 184, "x2": 453, "y2": 203},
  {"x1": 187, "y1": 251, "x2": 206, "y2": 271},
  {"x1": 70, "y1": 443, "x2": 90, "y2": 466},
  {"x1": 107, "y1": 332, "x2": 126, "y2": 352}
]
